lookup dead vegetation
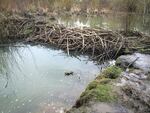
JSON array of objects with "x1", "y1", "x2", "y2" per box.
[
  {"x1": 27, "y1": 24, "x2": 125, "y2": 60},
  {"x1": 0, "y1": 12, "x2": 149, "y2": 62}
]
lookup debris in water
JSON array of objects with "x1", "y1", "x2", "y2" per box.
[{"x1": 65, "y1": 71, "x2": 74, "y2": 76}]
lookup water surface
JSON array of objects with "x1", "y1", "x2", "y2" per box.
[
  {"x1": 57, "y1": 14, "x2": 150, "y2": 34},
  {"x1": 0, "y1": 44, "x2": 110, "y2": 113}
]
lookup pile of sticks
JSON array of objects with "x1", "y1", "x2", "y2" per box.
[{"x1": 0, "y1": 13, "x2": 125, "y2": 61}]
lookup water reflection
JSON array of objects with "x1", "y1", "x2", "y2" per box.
[
  {"x1": 57, "y1": 14, "x2": 150, "y2": 34},
  {"x1": 0, "y1": 44, "x2": 110, "y2": 113}
]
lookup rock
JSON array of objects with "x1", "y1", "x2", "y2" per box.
[
  {"x1": 116, "y1": 68, "x2": 150, "y2": 113},
  {"x1": 115, "y1": 53, "x2": 150, "y2": 112},
  {"x1": 121, "y1": 84, "x2": 150, "y2": 113},
  {"x1": 116, "y1": 53, "x2": 150, "y2": 73},
  {"x1": 68, "y1": 102, "x2": 133, "y2": 113},
  {"x1": 90, "y1": 102, "x2": 133, "y2": 113}
]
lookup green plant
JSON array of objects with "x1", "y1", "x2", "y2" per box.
[{"x1": 103, "y1": 66, "x2": 122, "y2": 79}]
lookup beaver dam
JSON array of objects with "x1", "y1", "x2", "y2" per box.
[
  {"x1": 0, "y1": 13, "x2": 150, "y2": 60},
  {"x1": 0, "y1": 12, "x2": 150, "y2": 113}
]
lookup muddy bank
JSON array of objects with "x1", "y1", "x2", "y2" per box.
[{"x1": 67, "y1": 53, "x2": 150, "y2": 113}]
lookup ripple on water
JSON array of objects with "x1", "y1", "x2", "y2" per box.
[{"x1": 0, "y1": 45, "x2": 111, "y2": 113}]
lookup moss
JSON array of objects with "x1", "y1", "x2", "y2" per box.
[
  {"x1": 97, "y1": 78, "x2": 111, "y2": 84},
  {"x1": 75, "y1": 66, "x2": 121, "y2": 107},
  {"x1": 102, "y1": 66, "x2": 122, "y2": 79},
  {"x1": 87, "y1": 78, "x2": 111, "y2": 90},
  {"x1": 76, "y1": 83, "x2": 116, "y2": 107},
  {"x1": 87, "y1": 81, "x2": 98, "y2": 90},
  {"x1": 94, "y1": 84, "x2": 116, "y2": 102}
]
